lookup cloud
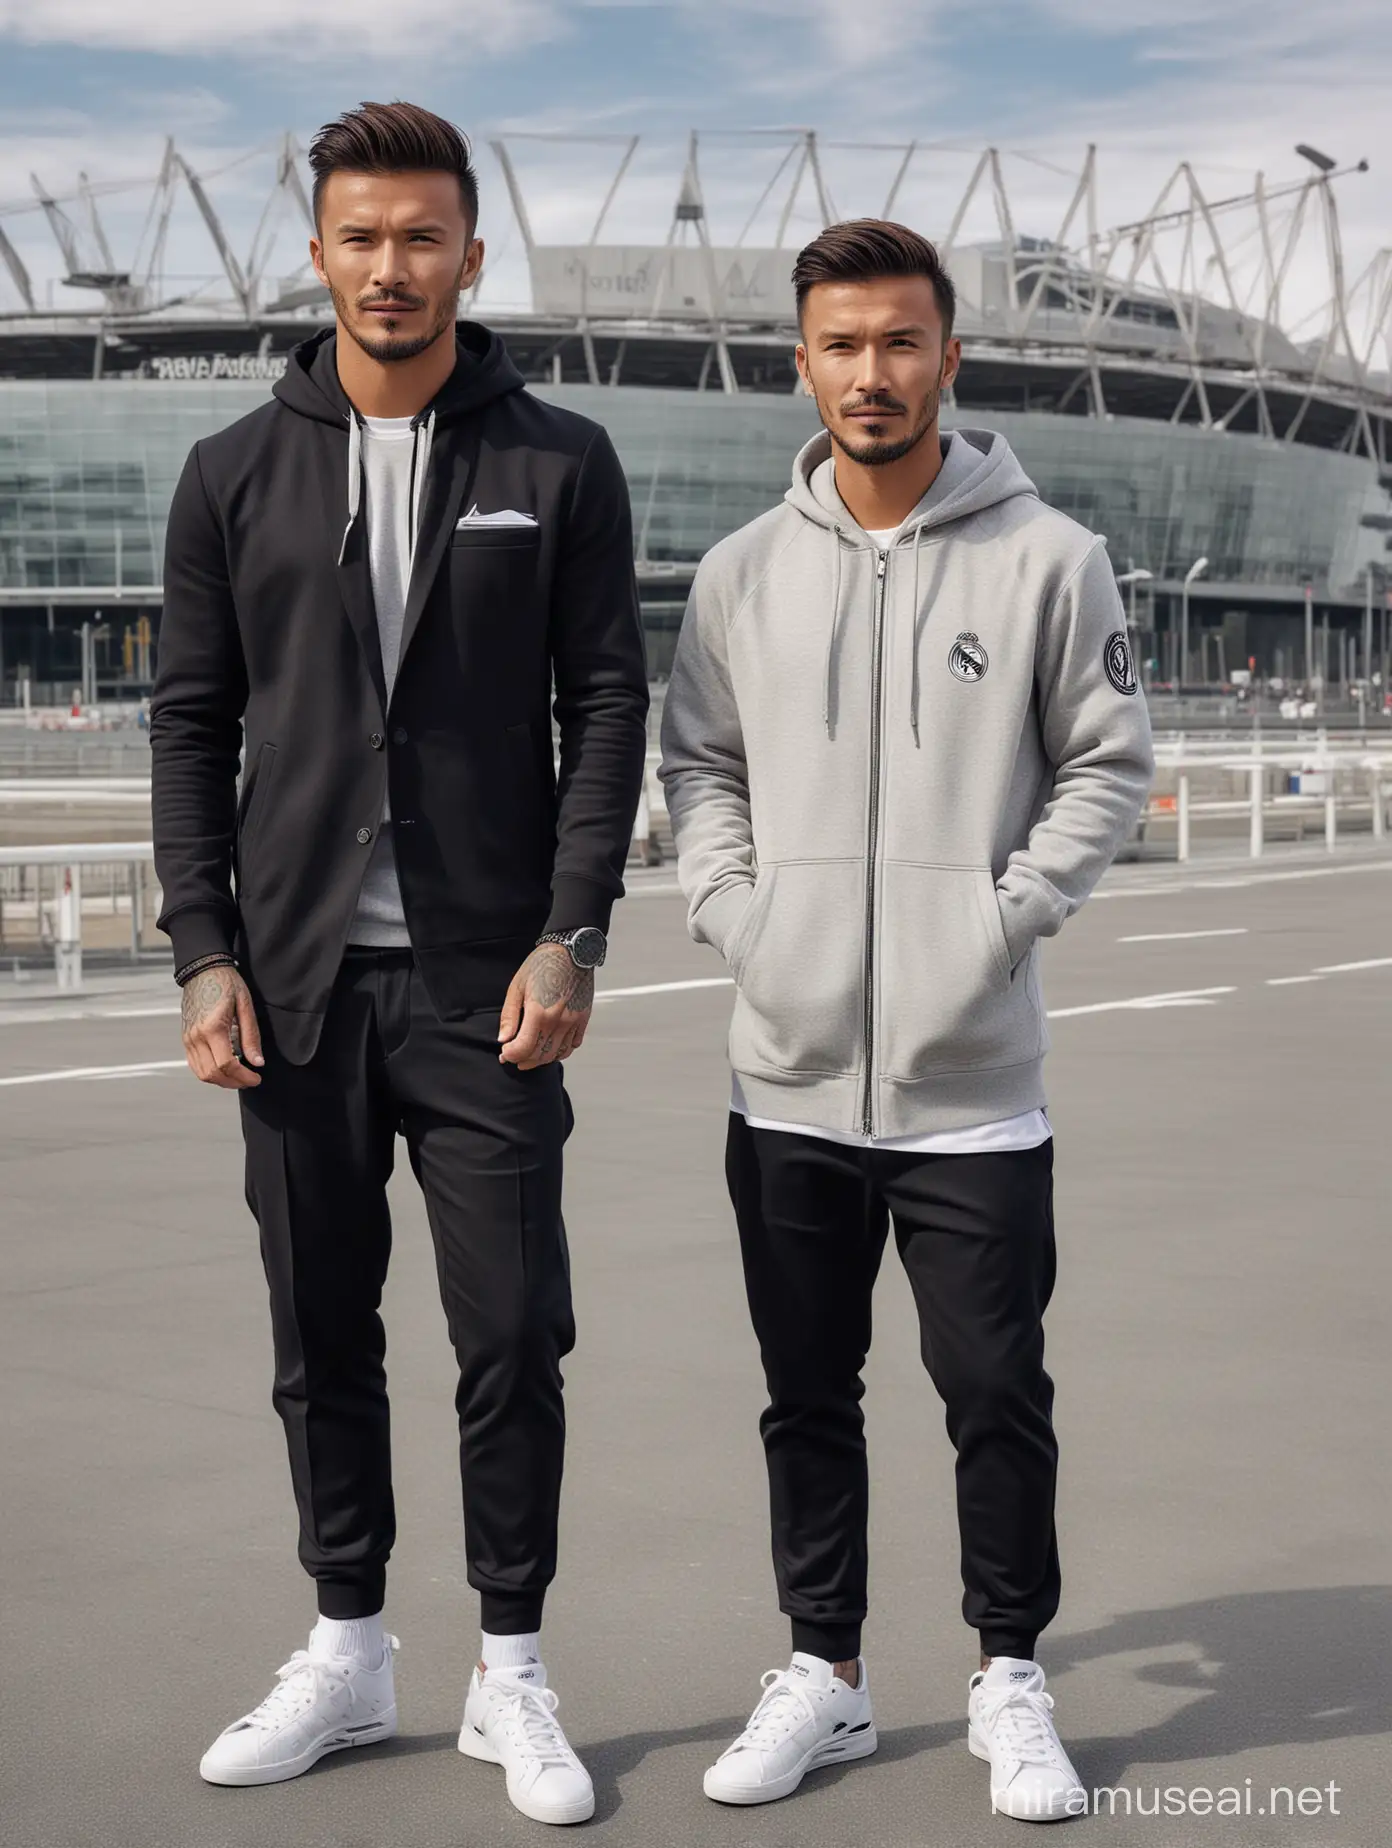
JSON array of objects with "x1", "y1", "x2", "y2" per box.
[
  {"x1": 0, "y1": 0, "x2": 1387, "y2": 350},
  {"x1": 0, "y1": 0, "x2": 561, "y2": 60}
]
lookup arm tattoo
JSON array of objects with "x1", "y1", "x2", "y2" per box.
[
  {"x1": 181, "y1": 969, "x2": 228, "y2": 1032},
  {"x1": 526, "y1": 947, "x2": 595, "y2": 1013}
]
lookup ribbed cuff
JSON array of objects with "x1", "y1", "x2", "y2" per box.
[
  {"x1": 480, "y1": 1589, "x2": 548, "y2": 1634},
  {"x1": 995, "y1": 875, "x2": 1061, "y2": 971},
  {"x1": 163, "y1": 901, "x2": 238, "y2": 974},
  {"x1": 543, "y1": 873, "x2": 616, "y2": 936},
  {"x1": 693, "y1": 878, "x2": 755, "y2": 961},
  {"x1": 316, "y1": 1570, "x2": 387, "y2": 1621},
  {"x1": 791, "y1": 1617, "x2": 863, "y2": 1662},
  {"x1": 979, "y1": 1628, "x2": 1040, "y2": 1662}
]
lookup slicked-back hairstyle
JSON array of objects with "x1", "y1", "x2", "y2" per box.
[
  {"x1": 793, "y1": 219, "x2": 956, "y2": 337},
  {"x1": 309, "y1": 101, "x2": 479, "y2": 230}
]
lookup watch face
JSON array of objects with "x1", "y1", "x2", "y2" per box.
[{"x1": 570, "y1": 927, "x2": 607, "y2": 970}]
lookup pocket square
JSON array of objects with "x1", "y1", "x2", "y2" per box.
[{"x1": 456, "y1": 506, "x2": 538, "y2": 529}]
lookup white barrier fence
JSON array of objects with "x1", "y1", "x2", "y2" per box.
[
  {"x1": 4, "y1": 746, "x2": 1391, "y2": 990},
  {"x1": 0, "y1": 842, "x2": 155, "y2": 990},
  {"x1": 1151, "y1": 750, "x2": 1392, "y2": 862}
]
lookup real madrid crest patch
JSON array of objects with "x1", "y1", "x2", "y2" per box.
[
  {"x1": 1103, "y1": 630, "x2": 1138, "y2": 696},
  {"x1": 948, "y1": 631, "x2": 989, "y2": 682}
]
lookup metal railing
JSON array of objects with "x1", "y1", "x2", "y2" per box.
[
  {"x1": 0, "y1": 842, "x2": 156, "y2": 988},
  {"x1": 1149, "y1": 750, "x2": 1392, "y2": 861}
]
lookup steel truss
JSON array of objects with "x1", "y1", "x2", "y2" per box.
[{"x1": 1, "y1": 130, "x2": 1388, "y2": 459}]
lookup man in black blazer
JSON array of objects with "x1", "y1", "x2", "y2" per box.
[{"x1": 151, "y1": 102, "x2": 647, "y2": 1823}]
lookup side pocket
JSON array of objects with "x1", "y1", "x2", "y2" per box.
[
  {"x1": 724, "y1": 872, "x2": 769, "y2": 983},
  {"x1": 236, "y1": 743, "x2": 277, "y2": 867},
  {"x1": 976, "y1": 870, "x2": 1013, "y2": 990},
  {"x1": 877, "y1": 863, "x2": 1039, "y2": 1080},
  {"x1": 728, "y1": 860, "x2": 865, "y2": 1078}
]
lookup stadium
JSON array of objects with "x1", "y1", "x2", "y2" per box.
[{"x1": 1, "y1": 130, "x2": 1390, "y2": 701}]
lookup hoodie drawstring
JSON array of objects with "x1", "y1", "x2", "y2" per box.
[
  {"x1": 337, "y1": 406, "x2": 437, "y2": 574},
  {"x1": 823, "y1": 526, "x2": 844, "y2": 737},
  {"x1": 907, "y1": 521, "x2": 928, "y2": 746},
  {"x1": 337, "y1": 409, "x2": 363, "y2": 566},
  {"x1": 407, "y1": 408, "x2": 436, "y2": 582}
]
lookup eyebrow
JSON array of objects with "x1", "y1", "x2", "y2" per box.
[
  {"x1": 818, "y1": 324, "x2": 928, "y2": 341},
  {"x1": 334, "y1": 221, "x2": 448, "y2": 236}
]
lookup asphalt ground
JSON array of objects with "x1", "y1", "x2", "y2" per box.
[{"x1": 3, "y1": 849, "x2": 1391, "y2": 1848}]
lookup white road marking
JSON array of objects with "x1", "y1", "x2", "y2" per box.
[
  {"x1": 1047, "y1": 986, "x2": 1236, "y2": 1019},
  {"x1": 1118, "y1": 928, "x2": 1248, "y2": 943},
  {"x1": 0, "y1": 1058, "x2": 186, "y2": 1088},
  {"x1": 1, "y1": 948, "x2": 1383, "y2": 1088},
  {"x1": 595, "y1": 976, "x2": 733, "y2": 1001},
  {"x1": 1092, "y1": 857, "x2": 1392, "y2": 902},
  {"x1": 0, "y1": 1002, "x2": 179, "y2": 1028}
]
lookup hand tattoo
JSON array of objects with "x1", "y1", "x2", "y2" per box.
[
  {"x1": 181, "y1": 969, "x2": 228, "y2": 1033},
  {"x1": 525, "y1": 946, "x2": 595, "y2": 1013}
]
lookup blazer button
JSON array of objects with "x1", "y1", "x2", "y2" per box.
[
  {"x1": 369, "y1": 732, "x2": 384, "y2": 750},
  {"x1": 392, "y1": 726, "x2": 408, "y2": 745},
  {"x1": 356, "y1": 826, "x2": 372, "y2": 844}
]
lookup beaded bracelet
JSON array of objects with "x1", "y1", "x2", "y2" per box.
[{"x1": 174, "y1": 952, "x2": 238, "y2": 988}]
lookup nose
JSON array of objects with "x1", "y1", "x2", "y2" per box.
[
  {"x1": 370, "y1": 241, "x2": 411, "y2": 289},
  {"x1": 851, "y1": 342, "x2": 891, "y2": 399}
]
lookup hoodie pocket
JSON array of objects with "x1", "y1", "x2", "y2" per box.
[
  {"x1": 877, "y1": 863, "x2": 1041, "y2": 1081},
  {"x1": 728, "y1": 859, "x2": 864, "y2": 1079}
]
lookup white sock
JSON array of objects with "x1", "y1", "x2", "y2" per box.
[
  {"x1": 310, "y1": 1612, "x2": 385, "y2": 1666},
  {"x1": 481, "y1": 1629, "x2": 541, "y2": 1672}
]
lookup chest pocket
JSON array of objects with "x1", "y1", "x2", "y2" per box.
[{"x1": 449, "y1": 525, "x2": 542, "y2": 552}]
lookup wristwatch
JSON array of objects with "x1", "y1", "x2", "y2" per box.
[{"x1": 536, "y1": 927, "x2": 608, "y2": 971}]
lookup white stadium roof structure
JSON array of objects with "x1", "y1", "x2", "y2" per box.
[
  {"x1": 1, "y1": 129, "x2": 1390, "y2": 462},
  {"x1": 3, "y1": 132, "x2": 1392, "y2": 684}
]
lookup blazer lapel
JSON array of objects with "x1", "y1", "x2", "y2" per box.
[
  {"x1": 394, "y1": 425, "x2": 482, "y2": 693},
  {"x1": 315, "y1": 422, "x2": 388, "y2": 715}
]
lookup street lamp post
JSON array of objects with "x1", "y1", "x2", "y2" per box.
[
  {"x1": 1366, "y1": 562, "x2": 1377, "y2": 687},
  {"x1": 1180, "y1": 555, "x2": 1209, "y2": 694},
  {"x1": 1116, "y1": 566, "x2": 1154, "y2": 683}
]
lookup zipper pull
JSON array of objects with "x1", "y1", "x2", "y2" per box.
[{"x1": 876, "y1": 553, "x2": 887, "y2": 578}]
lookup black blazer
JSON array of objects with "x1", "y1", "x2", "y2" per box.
[{"x1": 150, "y1": 325, "x2": 649, "y2": 1063}]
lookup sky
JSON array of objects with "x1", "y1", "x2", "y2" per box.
[{"x1": 0, "y1": 0, "x2": 1388, "y2": 353}]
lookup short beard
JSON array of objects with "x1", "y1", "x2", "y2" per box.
[
  {"x1": 331, "y1": 280, "x2": 460, "y2": 364},
  {"x1": 828, "y1": 385, "x2": 939, "y2": 467}
]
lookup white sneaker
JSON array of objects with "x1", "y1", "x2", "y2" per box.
[
  {"x1": 968, "y1": 1659, "x2": 1086, "y2": 1822},
  {"x1": 459, "y1": 1662, "x2": 595, "y2": 1825},
  {"x1": 703, "y1": 1653, "x2": 877, "y2": 1806},
  {"x1": 199, "y1": 1635, "x2": 399, "y2": 1786}
]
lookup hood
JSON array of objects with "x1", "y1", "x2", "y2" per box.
[
  {"x1": 273, "y1": 323, "x2": 525, "y2": 569},
  {"x1": 272, "y1": 320, "x2": 524, "y2": 429},
  {"x1": 785, "y1": 425, "x2": 1038, "y2": 537},
  {"x1": 784, "y1": 427, "x2": 1040, "y2": 746}
]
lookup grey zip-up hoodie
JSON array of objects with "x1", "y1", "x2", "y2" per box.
[{"x1": 658, "y1": 426, "x2": 1154, "y2": 1139}]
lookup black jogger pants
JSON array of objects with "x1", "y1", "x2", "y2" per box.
[
  {"x1": 240, "y1": 948, "x2": 575, "y2": 1629},
  {"x1": 726, "y1": 1114, "x2": 1060, "y2": 1663}
]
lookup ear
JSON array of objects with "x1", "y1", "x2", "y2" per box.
[
  {"x1": 794, "y1": 342, "x2": 815, "y2": 398},
  {"x1": 461, "y1": 237, "x2": 485, "y2": 290},
  {"x1": 309, "y1": 236, "x2": 329, "y2": 289},
  {"x1": 940, "y1": 335, "x2": 962, "y2": 393}
]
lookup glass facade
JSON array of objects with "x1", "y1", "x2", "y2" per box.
[{"x1": 0, "y1": 376, "x2": 1382, "y2": 690}]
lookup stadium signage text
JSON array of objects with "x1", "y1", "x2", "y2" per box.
[{"x1": 147, "y1": 353, "x2": 288, "y2": 382}]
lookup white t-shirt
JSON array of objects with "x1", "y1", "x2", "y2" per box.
[
  {"x1": 348, "y1": 414, "x2": 416, "y2": 947},
  {"x1": 728, "y1": 511, "x2": 1050, "y2": 1155}
]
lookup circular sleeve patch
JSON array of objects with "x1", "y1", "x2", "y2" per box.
[{"x1": 1104, "y1": 631, "x2": 1138, "y2": 696}]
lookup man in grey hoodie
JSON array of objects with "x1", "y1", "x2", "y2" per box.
[{"x1": 659, "y1": 221, "x2": 1153, "y2": 1821}]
